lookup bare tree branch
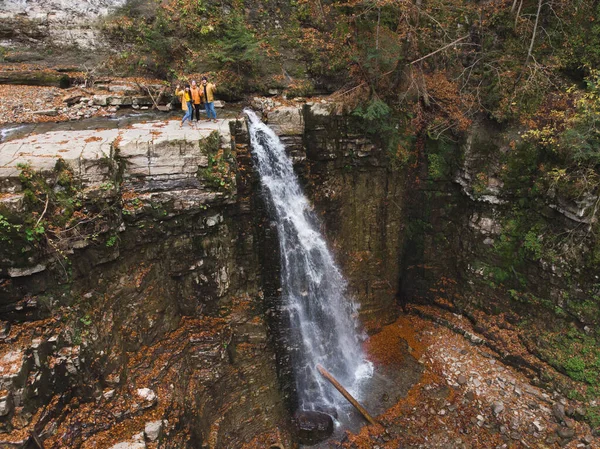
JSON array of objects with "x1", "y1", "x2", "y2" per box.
[
  {"x1": 410, "y1": 35, "x2": 469, "y2": 64},
  {"x1": 526, "y1": 0, "x2": 544, "y2": 65}
]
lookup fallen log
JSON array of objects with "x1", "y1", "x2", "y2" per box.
[{"x1": 316, "y1": 364, "x2": 378, "y2": 426}]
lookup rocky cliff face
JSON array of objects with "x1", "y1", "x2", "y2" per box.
[
  {"x1": 260, "y1": 103, "x2": 405, "y2": 330},
  {"x1": 0, "y1": 119, "x2": 292, "y2": 448},
  {"x1": 2, "y1": 100, "x2": 597, "y2": 446},
  {"x1": 400, "y1": 118, "x2": 600, "y2": 407},
  {"x1": 0, "y1": 102, "x2": 403, "y2": 447},
  {"x1": 0, "y1": 0, "x2": 125, "y2": 52}
]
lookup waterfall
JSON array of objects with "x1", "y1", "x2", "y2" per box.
[{"x1": 245, "y1": 109, "x2": 372, "y2": 411}]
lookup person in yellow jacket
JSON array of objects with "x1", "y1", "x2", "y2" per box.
[
  {"x1": 190, "y1": 80, "x2": 203, "y2": 122},
  {"x1": 175, "y1": 84, "x2": 193, "y2": 127},
  {"x1": 200, "y1": 76, "x2": 218, "y2": 122}
]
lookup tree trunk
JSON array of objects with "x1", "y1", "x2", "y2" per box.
[{"x1": 316, "y1": 365, "x2": 378, "y2": 426}]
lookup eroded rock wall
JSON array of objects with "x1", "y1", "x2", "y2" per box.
[
  {"x1": 399, "y1": 118, "x2": 600, "y2": 399},
  {"x1": 0, "y1": 0, "x2": 125, "y2": 50},
  {"x1": 253, "y1": 104, "x2": 406, "y2": 331},
  {"x1": 0, "y1": 121, "x2": 292, "y2": 448}
]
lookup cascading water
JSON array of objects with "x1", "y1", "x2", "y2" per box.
[{"x1": 245, "y1": 109, "x2": 372, "y2": 412}]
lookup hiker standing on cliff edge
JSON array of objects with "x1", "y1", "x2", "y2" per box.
[
  {"x1": 190, "y1": 80, "x2": 203, "y2": 122},
  {"x1": 201, "y1": 76, "x2": 218, "y2": 123}
]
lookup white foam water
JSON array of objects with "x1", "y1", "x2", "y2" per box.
[
  {"x1": 245, "y1": 109, "x2": 372, "y2": 411},
  {"x1": 0, "y1": 125, "x2": 25, "y2": 143}
]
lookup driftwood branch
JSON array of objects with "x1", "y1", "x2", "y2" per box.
[
  {"x1": 316, "y1": 364, "x2": 378, "y2": 426},
  {"x1": 135, "y1": 82, "x2": 160, "y2": 110}
]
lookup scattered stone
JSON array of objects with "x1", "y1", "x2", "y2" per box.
[
  {"x1": 62, "y1": 94, "x2": 82, "y2": 105},
  {"x1": 213, "y1": 100, "x2": 225, "y2": 108},
  {"x1": 108, "y1": 85, "x2": 136, "y2": 93},
  {"x1": 553, "y1": 402, "x2": 566, "y2": 423},
  {"x1": 557, "y1": 427, "x2": 575, "y2": 439},
  {"x1": 109, "y1": 441, "x2": 145, "y2": 449},
  {"x1": 582, "y1": 435, "x2": 594, "y2": 444},
  {"x1": 0, "y1": 322, "x2": 10, "y2": 340},
  {"x1": 33, "y1": 109, "x2": 58, "y2": 117},
  {"x1": 491, "y1": 401, "x2": 504, "y2": 416},
  {"x1": 144, "y1": 420, "x2": 163, "y2": 442},
  {"x1": 93, "y1": 95, "x2": 110, "y2": 106},
  {"x1": 0, "y1": 391, "x2": 13, "y2": 416},
  {"x1": 457, "y1": 374, "x2": 467, "y2": 385},
  {"x1": 514, "y1": 387, "x2": 522, "y2": 396},
  {"x1": 136, "y1": 388, "x2": 157, "y2": 403},
  {"x1": 8, "y1": 264, "x2": 46, "y2": 277},
  {"x1": 103, "y1": 389, "x2": 115, "y2": 400},
  {"x1": 532, "y1": 420, "x2": 544, "y2": 432}
]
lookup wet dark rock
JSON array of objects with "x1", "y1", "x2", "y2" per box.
[
  {"x1": 313, "y1": 405, "x2": 338, "y2": 420},
  {"x1": 293, "y1": 410, "x2": 334, "y2": 445}
]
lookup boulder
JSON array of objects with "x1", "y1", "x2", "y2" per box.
[
  {"x1": 552, "y1": 402, "x2": 566, "y2": 423},
  {"x1": 491, "y1": 401, "x2": 504, "y2": 416},
  {"x1": 108, "y1": 97, "x2": 132, "y2": 106},
  {"x1": 144, "y1": 420, "x2": 163, "y2": 442},
  {"x1": 93, "y1": 95, "x2": 110, "y2": 106},
  {"x1": 8, "y1": 264, "x2": 47, "y2": 277},
  {"x1": 293, "y1": 410, "x2": 334, "y2": 445},
  {"x1": 266, "y1": 106, "x2": 303, "y2": 136},
  {"x1": 136, "y1": 388, "x2": 156, "y2": 403},
  {"x1": 108, "y1": 85, "x2": 137, "y2": 94},
  {"x1": 62, "y1": 94, "x2": 82, "y2": 105}
]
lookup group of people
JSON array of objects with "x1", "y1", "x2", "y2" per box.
[{"x1": 175, "y1": 76, "x2": 218, "y2": 127}]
